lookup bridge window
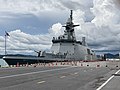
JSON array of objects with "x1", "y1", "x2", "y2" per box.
[{"x1": 87, "y1": 49, "x2": 90, "y2": 55}]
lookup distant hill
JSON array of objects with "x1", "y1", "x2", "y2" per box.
[
  {"x1": 0, "y1": 55, "x2": 4, "y2": 58},
  {"x1": 0, "y1": 54, "x2": 36, "y2": 59},
  {"x1": 4, "y1": 54, "x2": 35, "y2": 57},
  {"x1": 1, "y1": 53, "x2": 119, "y2": 59},
  {"x1": 104, "y1": 53, "x2": 119, "y2": 58}
]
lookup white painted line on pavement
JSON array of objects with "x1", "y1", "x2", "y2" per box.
[
  {"x1": 38, "y1": 81, "x2": 46, "y2": 84},
  {"x1": 60, "y1": 76, "x2": 66, "y2": 78},
  {"x1": 96, "y1": 69, "x2": 120, "y2": 90},
  {"x1": 74, "y1": 72, "x2": 78, "y2": 75},
  {"x1": 0, "y1": 66, "x2": 76, "y2": 79}
]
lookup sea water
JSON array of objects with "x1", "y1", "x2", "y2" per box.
[{"x1": 0, "y1": 59, "x2": 8, "y2": 67}]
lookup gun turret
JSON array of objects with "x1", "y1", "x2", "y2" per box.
[{"x1": 34, "y1": 50, "x2": 41, "y2": 57}]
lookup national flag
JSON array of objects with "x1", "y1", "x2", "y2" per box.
[{"x1": 5, "y1": 31, "x2": 10, "y2": 36}]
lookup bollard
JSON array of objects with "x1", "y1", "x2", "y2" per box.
[
  {"x1": 61, "y1": 62, "x2": 62, "y2": 65},
  {"x1": 97, "y1": 65, "x2": 100, "y2": 67},
  {"x1": 81, "y1": 63, "x2": 83, "y2": 66},
  {"x1": 33, "y1": 64, "x2": 37, "y2": 67}
]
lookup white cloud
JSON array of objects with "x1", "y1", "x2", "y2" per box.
[
  {"x1": 0, "y1": 0, "x2": 120, "y2": 55},
  {"x1": 0, "y1": 30, "x2": 52, "y2": 54},
  {"x1": 0, "y1": 0, "x2": 64, "y2": 16},
  {"x1": 49, "y1": 23, "x2": 63, "y2": 37},
  {"x1": 91, "y1": 0, "x2": 120, "y2": 26}
]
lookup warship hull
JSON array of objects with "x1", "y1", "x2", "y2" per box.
[
  {"x1": 3, "y1": 44, "x2": 96, "y2": 65},
  {"x1": 3, "y1": 56, "x2": 67, "y2": 65}
]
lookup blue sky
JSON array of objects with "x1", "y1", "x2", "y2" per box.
[
  {"x1": 0, "y1": 11, "x2": 68, "y2": 35},
  {"x1": 0, "y1": 0, "x2": 120, "y2": 55}
]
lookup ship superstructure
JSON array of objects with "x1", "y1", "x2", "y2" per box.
[{"x1": 51, "y1": 10, "x2": 96, "y2": 60}]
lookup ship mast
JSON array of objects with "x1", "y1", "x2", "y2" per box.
[
  {"x1": 63, "y1": 10, "x2": 79, "y2": 41},
  {"x1": 70, "y1": 10, "x2": 73, "y2": 24},
  {"x1": 52, "y1": 10, "x2": 79, "y2": 43}
]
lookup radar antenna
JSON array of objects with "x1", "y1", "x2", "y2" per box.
[{"x1": 52, "y1": 10, "x2": 80, "y2": 42}]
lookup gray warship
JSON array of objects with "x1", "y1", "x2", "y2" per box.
[{"x1": 3, "y1": 10, "x2": 96, "y2": 65}]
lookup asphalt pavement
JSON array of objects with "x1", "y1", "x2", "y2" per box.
[
  {"x1": 0, "y1": 66, "x2": 115, "y2": 90},
  {"x1": 97, "y1": 69, "x2": 120, "y2": 90}
]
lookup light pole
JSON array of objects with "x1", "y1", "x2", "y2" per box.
[{"x1": 5, "y1": 34, "x2": 7, "y2": 55}]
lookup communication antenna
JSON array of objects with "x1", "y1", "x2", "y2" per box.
[{"x1": 70, "y1": 10, "x2": 73, "y2": 22}]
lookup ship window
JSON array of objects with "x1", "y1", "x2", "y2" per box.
[
  {"x1": 58, "y1": 37, "x2": 60, "y2": 39},
  {"x1": 87, "y1": 49, "x2": 90, "y2": 55},
  {"x1": 53, "y1": 37, "x2": 55, "y2": 40}
]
